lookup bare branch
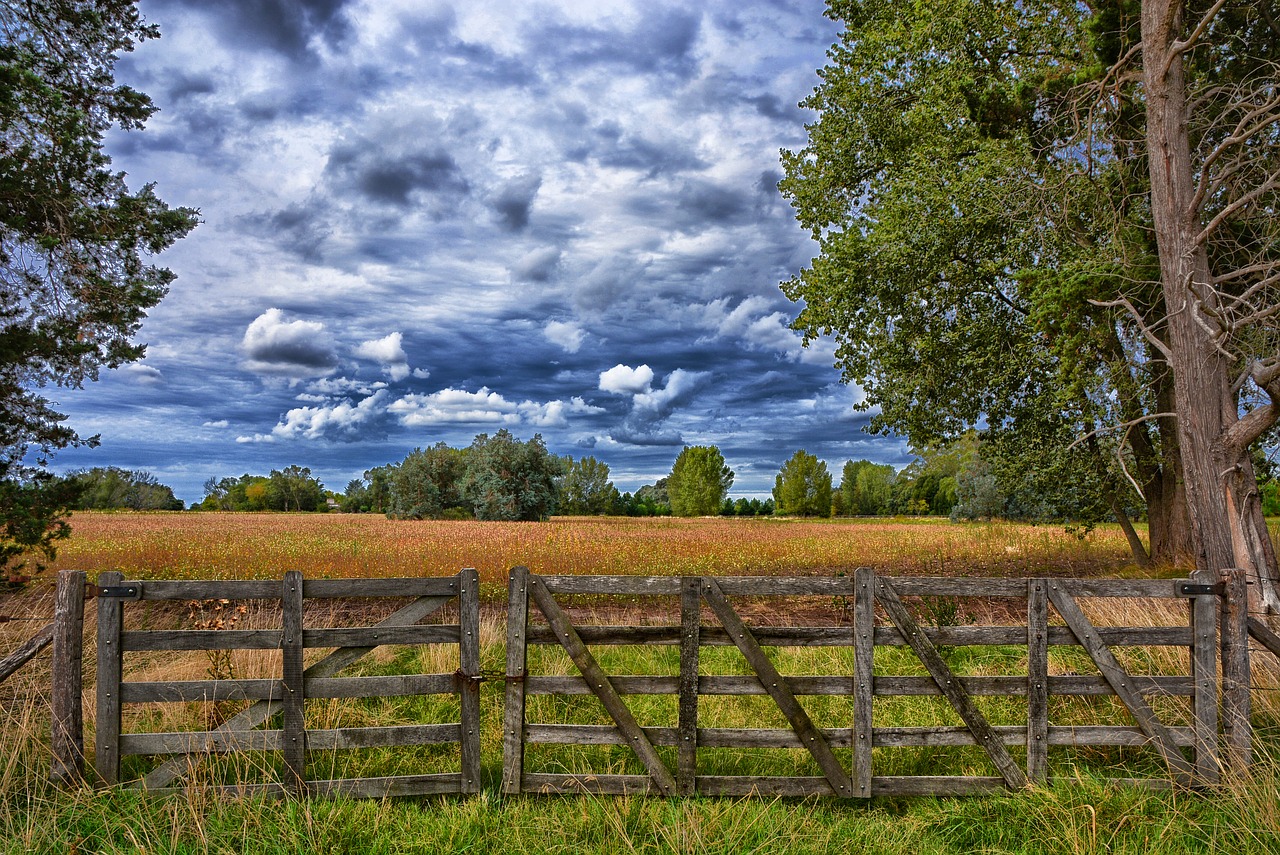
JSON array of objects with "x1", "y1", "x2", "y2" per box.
[
  {"x1": 1194, "y1": 168, "x2": 1280, "y2": 246},
  {"x1": 1088, "y1": 296, "x2": 1174, "y2": 360},
  {"x1": 1168, "y1": 0, "x2": 1229, "y2": 64}
]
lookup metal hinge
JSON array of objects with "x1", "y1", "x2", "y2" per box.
[
  {"x1": 91, "y1": 584, "x2": 142, "y2": 600},
  {"x1": 1177, "y1": 582, "x2": 1224, "y2": 597}
]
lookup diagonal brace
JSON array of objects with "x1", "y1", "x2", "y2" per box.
[
  {"x1": 528, "y1": 575, "x2": 677, "y2": 795},
  {"x1": 1046, "y1": 585, "x2": 1194, "y2": 783},
  {"x1": 701, "y1": 579, "x2": 854, "y2": 797},
  {"x1": 876, "y1": 578, "x2": 1028, "y2": 790}
]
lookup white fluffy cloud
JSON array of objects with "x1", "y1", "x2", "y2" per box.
[
  {"x1": 387, "y1": 387, "x2": 601, "y2": 427},
  {"x1": 599, "y1": 363, "x2": 655, "y2": 395},
  {"x1": 242, "y1": 308, "x2": 337, "y2": 378},
  {"x1": 355, "y1": 331, "x2": 412, "y2": 381},
  {"x1": 544, "y1": 320, "x2": 586, "y2": 353},
  {"x1": 272, "y1": 389, "x2": 391, "y2": 440}
]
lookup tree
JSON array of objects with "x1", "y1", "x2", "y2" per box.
[
  {"x1": 773, "y1": 450, "x2": 833, "y2": 517},
  {"x1": 461, "y1": 430, "x2": 563, "y2": 521},
  {"x1": 781, "y1": 0, "x2": 1280, "y2": 601},
  {"x1": 840, "y1": 459, "x2": 896, "y2": 516},
  {"x1": 387, "y1": 443, "x2": 468, "y2": 519},
  {"x1": 667, "y1": 446, "x2": 734, "y2": 517},
  {"x1": 557, "y1": 455, "x2": 620, "y2": 516},
  {"x1": 68, "y1": 466, "x2": 182, "y2": 510},
  {"x1": 267, "y1": 465, "x2": 325, "y2": 512},
  {"x1": 0, "y1": 1, "x2": 197, "y2": 572}
]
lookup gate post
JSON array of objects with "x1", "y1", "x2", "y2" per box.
[
  {"x1": 1190, "y1": 568, "x2": 1220, "y2": 783},
  {"x1": 50, "y1": 569, "x2": 86, "y2": 785},
  {"x1": 459, "y1": 567, "x2": 481, "y2": 794},
  {"x1": 501, "y1": 566, "x2": 530, "y2": 795},
  {"x1": 94, "y1": 571, "x2": 124, "y2": 785},
  {"x1": 1220, "y1": 567, "x2": 1251, "y2": 771}
]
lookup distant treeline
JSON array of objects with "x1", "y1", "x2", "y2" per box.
[{"x1": 68, "y1": 429, "x2": 1280, "y2": 524}]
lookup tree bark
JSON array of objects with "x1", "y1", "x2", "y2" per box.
[{"x1": 1141, "y1": 0, "x2": 1280, "y2": 612}]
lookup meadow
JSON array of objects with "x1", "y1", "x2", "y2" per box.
[{"x1": 1, "y1": 513, "x2": 1278, "y2": 854}]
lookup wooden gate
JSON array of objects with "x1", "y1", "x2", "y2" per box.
[
  {"x1": 94, "y1": 569, "x2": 480, "y2": 798},
  {"x1": 501, "y1": 566, "x2": 1224, "y2": 797}
]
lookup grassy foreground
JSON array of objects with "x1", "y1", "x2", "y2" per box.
[{"x1": 1, "y1": 514, "x2": 1278, "y2": 853}]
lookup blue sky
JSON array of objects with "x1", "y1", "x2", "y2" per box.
[{"x1": 51, "y1": 0, "x2": 912, "y2": 504}]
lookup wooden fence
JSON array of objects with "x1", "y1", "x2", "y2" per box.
[
  {"x1": 501, "y1": 566, "x2": 1248, "y2": 798},
  {"x1": 93, "y1": 568, "x2": 481, "y2": 798}
]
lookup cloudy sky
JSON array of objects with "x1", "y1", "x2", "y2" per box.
[{"x1": 52, "y1": 0, "x2": 912, "y2": 504}]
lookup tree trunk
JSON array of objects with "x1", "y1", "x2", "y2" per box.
[
  {"x1": 1145, "y1": 408, "x2": 1195, "y2": 566},
  {"x1": 1141, "y1": 0, "x2": 1280, "y2": 612}
]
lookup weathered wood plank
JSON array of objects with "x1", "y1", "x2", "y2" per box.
[
  {"x1": 308, "y1": 674, "x2": 458, "y2": 698},
  {"x1": 702, "y1": 579, "x2": 854, "y2": 797},
  {"x1": 1221, "y1": 568, "x2": 1251, "y2": 771},
  {"x1": 853, "y1": 567, "x2": 874, "y2": 797},
  {"x1": 122, "y1": 629, "x2": 283, "y2": 651},
  {"x1": 501, "y1": 566, "x2": 530, "y2": 795},
  {"x1": 677, "y1": 576, "x2": 700, "y2": 795},
  {"x1": 302, "y1": 577, "x2": 461, "y2": 599},
  {"x1": 528, "y1": 574, "x2": 677, "y2": 795},
  {"x1": 140, "y1": 591, "x2": 456, "y2": 790},
  {"x1": 458, "y1": 567, "x2": 481, "y2": 794},
  {"x1": 122, "y1": 724, "x2": 461, "y2": 756},
  {"x1": 50, "y1": 570, "x2": 86, "y2": 785},
  {"x1": 0, "y1": 621, "x2": 54, "y2": 685},
  {"x1": 521, "y1": 773, "x2": 656, "y2": 795},
  {"x1": 870, "y1": 776, "x2": 1009, "y2": 797},
  {"x1": 876, "y1": 576, "x2": 1028, "y2": 790},
  {"x1": 134, "y1": 580, "x2": 281, "y2": 601},
  {"x1": 281, "y1": 572, "x2": 307, "y2": 796},
  {"x1": 1027, "y1": 579, "x2": 1049, "y2": 784},
  {"x1": 121, "y1": 673, "x2": 458, "y2": 703},
  {"x1": 95, "y1": 571, "x2": 124, "y2": 785},
  {"x1": 1190, "y1": 569, "x2": 1219, "y2": 783},
  {"x1": 143, "y1": 774, "x2": 463, "y2": 799},
  {"x1": 1046, "y1": 584, "x2": 1194, "y2": 783},
  {"x1": 526, "y1": 625, "x2": 857, "y2": 646},
  {"x1": 305, "y1": 625, "x2": 461, "y2": 648},
  {"x1": 1247, "y1": 616, "x2": 1280, "y2": 658},
  {"x1": 538, "y1": 576, "x2": 858, "y2": 597}
]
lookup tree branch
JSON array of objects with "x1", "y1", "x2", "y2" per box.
[{"x1": 1088, "y1": 297, "x2": 1174, "y2": 360}]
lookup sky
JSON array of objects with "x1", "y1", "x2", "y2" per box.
[{"x1": 51, "y1": 0, "x2": 913, "y2": 505}]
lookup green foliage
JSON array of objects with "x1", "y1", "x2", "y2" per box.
[
  {"x1": 772, "y1": 449, "x2": 833, "y2": 517},
  {"x1": 557, "y1": 456, "x2": 621, "y2": 516},
  {"x1": 0, "y1": 0, "x2": 197, "y2": 575},
  {"x1": 386, "y1": 444, "x2": 468, "y2": 519},
  {"x1": 66, "y1": 466, "x2": 182, "y2": 510},
  {"x1": 667, "y1": 446, "x2": 734, "y2": 517},
  {"x1": 839, "y1": 459, "x2": 896, "y2": 516},
  {"x1": 461, "y1": 430, "x2": 563, "y2": 521},
  {"x1": 0, "y1": 465, "x2": 79, "y2": 583},
  {"x1": 198, "y1": 468, "x2": 326, "y2": 513}
]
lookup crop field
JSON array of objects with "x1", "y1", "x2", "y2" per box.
[
  {"x1": 49, "y1": 512, "x2": 1144, "y2": 595},
  {"x1": 3, "y1": 513, "x2": 1280, "y2": 853}
]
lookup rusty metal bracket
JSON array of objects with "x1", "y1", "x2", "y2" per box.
[
  {"x1": 1177, "y1": 582, "x2": 1224, "y2": 597},
  {"x1": 91, "y1": 584, "x2": 142, "y2": 600}
]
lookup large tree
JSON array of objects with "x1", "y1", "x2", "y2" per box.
[
  {"x1": 0, "y1": 2, "x2": 196, "y2": 569},
  {"x1": 773, "y1": 449, "x2": 834, "y2": 517},
  {"x1": 667, "y1": 445, "x2": 734, "y2": 517},
  {"x1": 782, "y1": 0, "x2": 1280, "y2": 605}
]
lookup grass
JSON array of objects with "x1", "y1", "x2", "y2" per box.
[{"x1": 2, "y1": 514, "x2": 1279, "y2": 853}]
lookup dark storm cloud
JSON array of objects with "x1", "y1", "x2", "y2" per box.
[
  {"x1": 491, "y1": 173, "x2": 542, "y2": 231},
  {"x1": 512, "y1": 247, "x2": 562, "y2": 282},
  {"x1": 162, "y1": 0, "x2": 355, "y2": 61},
  {"x1": 587, "y1": 121, "x2": 708, "y2": 175},
  {"x1": 326, "y1": 143, "x2": 470, "y2": 208}
]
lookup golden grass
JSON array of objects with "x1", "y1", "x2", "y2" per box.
[{"x1": 49, "y1": 512, "x2": 1141, "y2": 594}]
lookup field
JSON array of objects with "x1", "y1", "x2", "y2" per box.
[{"x1": 2, "y1": 513, "x2": 1279, "y2": 854}]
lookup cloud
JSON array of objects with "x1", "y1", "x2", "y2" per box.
[
  {"x1": 242, "y1": 308, "x2": 338, "y2": 378},
  {"x1": 355, "y1": 332, "x2": 411, "y2": 380},
  {"x1": 512, "y1": 247, "x2": 562, "y2": 282},
  {"x1": 545, "y1": 320, "x2": 586, "y2": 353},
  {"x1": 271, "y1": 389, "x2": 391, "y2": 441},
  {"x1": 388, "y1": 387, "x2": 602, "y2": 428},
  {"x1": 325, "y1": 135, "x2": 470, "y2": 208},
  {"x1": 599, "y1": 364, "x2": 655, "y2": 395},
  {"x1": 120, "y1": 364, "x2": 165, "y2": 385},
  {"x1": 491, "y1": 172, "x2": 542, "y2": 231},
  {"x1": 202, "y1": 419, "x2": 230, "y2": 428}
]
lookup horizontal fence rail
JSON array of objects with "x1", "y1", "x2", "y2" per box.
[
  {"x1": 94, "y1": 569, "x2": 480, "y2": 799},
  {"x1": 502, "y1": 567, "x2": 1233, "y2": 798}
]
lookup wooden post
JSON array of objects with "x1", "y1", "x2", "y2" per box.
[
  {"x1": 458, "y1": 568, "x2": 481, "y2": 794},
  {"x1": 50, "y1": 569, "x2": 86, "y2": 785},
  {"x1": 1190, "y1": 569, "x2": 1220, "y2": 783},
  {"x1": 1026, "y1": 579, "x2": 1049, "y2": 785},
  {"x1": 1220, "y1": 567, "x2": 1251, "y2": 771},
  {"x1": 281, "y1": 571, "x2": 307, "y2": 796},
  {"x1": 94, "y1": 571, "x2": 124, "y2": 785},
  {"x1": 0, "y1": 622, "x2": 54, "y2": 685},
  {"x1": 677, "y1": 576, "x2": 701, "y2": 795},
  {"x1": 852, "y1": 567, "x2": 875, "y2": 798},
  {"x1": 501, "y1": 566, "x2": 530, "y2": 795}
]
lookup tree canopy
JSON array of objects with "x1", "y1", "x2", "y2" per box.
[
  {"x1": 773, "y1": 450, "x2": 833, "y2": 517},
  {"x1": 667, "y1": 446, "x2": 734, "y2": 517},
  {"x1": 0, "y1": 0, "x2": 196, "y2": 575}
]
